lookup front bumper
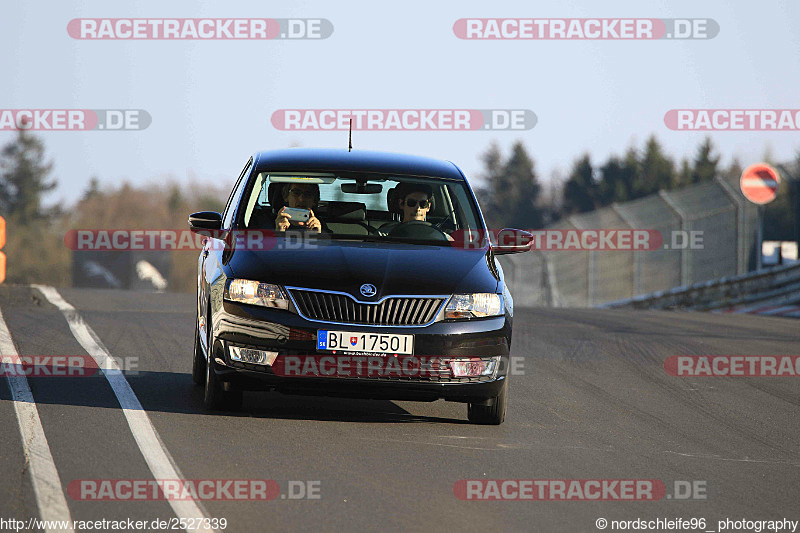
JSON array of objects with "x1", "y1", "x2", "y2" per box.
[{"x1": 210, "y1": 299, "x2": 512, "y2": 403}]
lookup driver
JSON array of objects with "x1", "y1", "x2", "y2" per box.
[
  {"x1": 379, "y1": 183, "x2": 433, "y2": 235},
  {"x1": 399, "y1": 184, "x2": 433, "y2": 223}
]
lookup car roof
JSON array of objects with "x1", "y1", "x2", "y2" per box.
[{"x1": 252, "y1": 148, "x2": 466, "y2": 180}]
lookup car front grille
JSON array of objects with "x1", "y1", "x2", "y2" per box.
[{"x1": 288, "y1": 289, "x2": 446, "y2": 326}]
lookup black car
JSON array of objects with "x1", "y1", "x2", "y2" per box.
[{"x1": 189, "y1": 148, "x2": 532, "y2": 424}]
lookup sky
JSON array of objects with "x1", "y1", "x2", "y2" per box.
[{"x1": 2, "y1": 0, "x2": 799, "y2": 207}]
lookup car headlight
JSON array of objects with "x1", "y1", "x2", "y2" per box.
[
  {"x1": 444, "y1": 293, "x2": 503, "y2": 319},
  {"x1": 225, "y1": 280, "x2": 289, "y2": 310}
]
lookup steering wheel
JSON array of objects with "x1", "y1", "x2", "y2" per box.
[{"x1": 387, "y1": 220, "x2": 450, "y2": 242}]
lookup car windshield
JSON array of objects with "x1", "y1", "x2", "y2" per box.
[{"x1": 239, "y1": 172, "x2": 485, "y2": 246}]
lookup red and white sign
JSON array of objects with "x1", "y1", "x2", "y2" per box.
[{"x1": 740, "y1": 163, "x2": 780, "y2": 205}]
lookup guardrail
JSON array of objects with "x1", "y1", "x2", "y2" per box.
[{"x1": 599, "y1": 262, "x2": 800, "y2": 311}]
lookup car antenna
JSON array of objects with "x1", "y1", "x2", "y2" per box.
[{"x1": 348, "y1": 119, "x2": 353, "y2": 152}]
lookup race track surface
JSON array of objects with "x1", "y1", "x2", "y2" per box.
[{"x1": 0, "y1": 285, "x2": 798, "y2": 532}]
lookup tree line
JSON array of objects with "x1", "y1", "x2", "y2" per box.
[
  {"x1": 476, "y1": 136, "x2": 798, "y2": 241},
  {"x1": 0, "y1": 130, "x2": 226, "y2": 289}
]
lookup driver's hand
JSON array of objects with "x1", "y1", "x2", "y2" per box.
[{"x1": 276, "y1": 207, "x2": 291, "y2": 231}]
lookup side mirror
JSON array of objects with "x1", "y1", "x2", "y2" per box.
[
  {"x1": 492, "y1": 228, "x2": 533, "y2": 255},
  {"x1": 188, "y1": 211, "x2": 222, "y2": 233}
]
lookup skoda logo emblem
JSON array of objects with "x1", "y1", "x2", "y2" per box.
[{"x1": 359, "y1": 284, "x2": 377, "y2": 297}]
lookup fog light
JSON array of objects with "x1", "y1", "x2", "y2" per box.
[
  {"x1": 229, "y1": 346, "x2": 278, "y2": 366},
  {"x1": 449, "y1": 357, "x2": 498, "y2": 377}
]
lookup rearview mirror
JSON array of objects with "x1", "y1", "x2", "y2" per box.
[
  {"x1": 341, "y1": 183, "x2": 383, "y2": 194},
  {"x1": 188, "y1": 211, "x2": 222, "y2": 233},
  {"x1": 492, "y1": 229, "x2": 533, "y2": 255}
]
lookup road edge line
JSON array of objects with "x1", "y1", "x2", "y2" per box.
[
  {"x1": 0, "y1": 304, "x2": 74, "y2": 533},
  {"x1": 32, "y1": 285, "x2": 216, "y2": 533}
]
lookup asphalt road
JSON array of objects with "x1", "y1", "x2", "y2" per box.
[{"x1": 1, "y1": 285, "x2": 798, "y2": 532}]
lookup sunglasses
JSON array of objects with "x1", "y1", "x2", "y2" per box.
[
  {"x1": 404, "y1": 198, "x2": 430, "y2": 208},
  {"x1": 289, "y1": 189, "x2": 316, "y2": 199}
]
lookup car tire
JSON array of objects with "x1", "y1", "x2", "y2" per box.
[
  {"x1": 203, "y1": 344, "x2": 224, "y2": 410},
  {"x1": 191, "y1": 321, "x2": 205, "y2": 386},
  {"x1": 467, "y1": 379, "x2": 507, "y2": 425},
  {"x1": 203, "y1": 314, "x2": 243, "y2": 411},
  {"x1": 203, "y1": 312, "x2": 225, "y2": 409}
]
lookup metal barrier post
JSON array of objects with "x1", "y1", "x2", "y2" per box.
[{"x1": 659, "y1": 191, "x2": 689, "y2": 286}]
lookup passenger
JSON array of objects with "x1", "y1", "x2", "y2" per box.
[{"x1": 275, "y1": 183, "x2": 325, "y2": 233}]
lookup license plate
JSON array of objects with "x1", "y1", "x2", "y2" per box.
[{"x1": 317, "y1": 331, "x2": 414, "y2": 355}]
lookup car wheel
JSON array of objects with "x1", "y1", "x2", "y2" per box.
[
  {"x1": 203, "y1": 343, "x2": 224, "y2": 410},
  {"x1": 467, "y1": 379, "x2": 507, "y2": 425},
  {"x1": 191, "y1": 320, "x2": 205, "y2": 386},
  {"x1": 203, "y1": 311, "x2": 225, "y2": 409},
  {"x1": 203, "y1": 315, "x2": 243, "y2": 411}
]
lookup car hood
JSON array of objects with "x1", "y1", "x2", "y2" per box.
[{"x1": 228, "y1": 240, "x2": 498, "y2": 299}]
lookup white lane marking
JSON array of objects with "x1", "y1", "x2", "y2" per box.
[
  {"x1": 758, "y1": 306, "x2": 799, "y2": 316},
  {"x1": 0, "y1": 306, "x2": 75, "y2": 533},
  {"x1": 33, "y1": 285, "x2": 216, "y2": 533},
  {"x1": 664, "y1": 450, "x2": 800, "y2": 467}
]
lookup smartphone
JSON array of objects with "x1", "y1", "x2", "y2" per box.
[{"x1": 283, "y1": 207, "x2": 310, "y2": 224}]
